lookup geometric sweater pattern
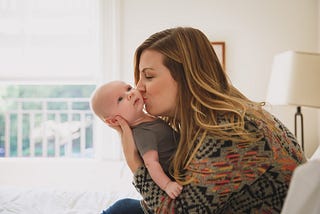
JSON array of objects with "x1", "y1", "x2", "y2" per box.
[{"x1": 133, "y1": 114, "x2": 306, "y2": 214}]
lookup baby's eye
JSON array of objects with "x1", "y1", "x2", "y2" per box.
[
  {"x1": 117, "y1": 96, "x2": 123, "y2": 103},
  {"x1": 127, "y1": 86, "x2": 132, "y2": 91}
]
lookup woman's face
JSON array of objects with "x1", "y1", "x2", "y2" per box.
[{"x1": 136, "y1": 50, "x2": 178, "y2": 117}]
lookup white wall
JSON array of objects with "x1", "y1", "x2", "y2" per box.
[
  {"x1": 115, "y1": 0, "x2": 319, "y2": 157},
  {"x1": 317, "y1": 0, "x2": 320, "y2": 154}
]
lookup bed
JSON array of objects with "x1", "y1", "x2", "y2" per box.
[
  {"x1": 0, "y1": 159, "x2": 141, "y2": 214},
  {"x1": 0, "y1": 186, "x2": 140, "y2": 214}
]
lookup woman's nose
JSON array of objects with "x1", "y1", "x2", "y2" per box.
[{"x1": 136, "y1": 80, "x2": 145, "y2": 92}]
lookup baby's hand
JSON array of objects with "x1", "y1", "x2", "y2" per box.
[{"x1": 164, "y1": 181, "x2": 183, "y2": 199}]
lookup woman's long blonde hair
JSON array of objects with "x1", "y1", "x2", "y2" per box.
[{"x1": 134, "y1": 27, "x2": 268, "y2": 183}]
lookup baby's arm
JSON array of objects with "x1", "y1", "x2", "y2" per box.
[{"x1": 142, "y1": 150, "x2": 183, "y2": 199}]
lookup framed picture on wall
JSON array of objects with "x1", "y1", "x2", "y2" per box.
[{"x1": 211, "y1": 42, "x2": 225, "y2": 70}]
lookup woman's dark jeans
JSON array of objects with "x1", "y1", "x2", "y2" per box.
[{"x1": 101, "y1": 198, "x2": 145, "y2": 214}]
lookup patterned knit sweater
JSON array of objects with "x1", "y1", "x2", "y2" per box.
[{"x1": 133, "y1": 114, "x2": 306, "y2": 214}]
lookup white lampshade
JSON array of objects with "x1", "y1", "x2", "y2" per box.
[{"x1": 266, "y1": 51, "x2": 320, "y2": 108}]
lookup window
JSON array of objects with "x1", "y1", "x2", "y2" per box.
[
  {"x1": 0, "y1": 0, "x2": 109, "y2": 158},
  {"x1": 0, "y1": 0, "x2": 100, "y2": 83},
  {"x1": 0, "y1": 85, "x2": 95, "y2": 158}
]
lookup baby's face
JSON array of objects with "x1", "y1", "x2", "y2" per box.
[{"x1": 103, "y1": 81, "x2": 145, "y2": 125}]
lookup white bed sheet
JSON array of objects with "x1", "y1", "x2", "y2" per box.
[
  {"x1": 0, "y1": 186, "x2": 141, "y2": 214},
  {"x1": 0, "y1": 159, "x2": 142, "y2": 214}
]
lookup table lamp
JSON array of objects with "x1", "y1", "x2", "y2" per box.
[{"x1": 266, "y1": 51, "x2": 320, "y2": 151}]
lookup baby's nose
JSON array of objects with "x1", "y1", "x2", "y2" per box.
[{"x1": 127, "y1": 90, "x2": 134, "y2": 99}]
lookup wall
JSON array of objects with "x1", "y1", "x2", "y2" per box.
[
  {"x1": 318, "y1": 0, "x2": 320, "y2": 152},
  {"x1": 114, "y1": 0, "x2": 319, "y2": 157}
]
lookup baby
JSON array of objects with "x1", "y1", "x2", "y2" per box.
[{"x1": 90, "y1": 80, "x2": 182, "y2": 199}]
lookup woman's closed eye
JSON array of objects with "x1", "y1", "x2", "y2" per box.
[
  {"x1": 142, "y1": 73, "x2": 153, "y2": 80},
  {"x1": 140, "y1": 70, "x2": 154, "y2": 80}
]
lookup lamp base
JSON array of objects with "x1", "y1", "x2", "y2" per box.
[{"x1": 294, "y1": 106, "x2": 304, "y2": 151}]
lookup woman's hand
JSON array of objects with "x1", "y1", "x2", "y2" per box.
[{"x1": 111, "y1": 116, "x2": 143, "y2": 173}]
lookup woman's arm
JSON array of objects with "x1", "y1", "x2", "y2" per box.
[{"x1": 112, "y1": 116, "x2": 143, "y2": 172}]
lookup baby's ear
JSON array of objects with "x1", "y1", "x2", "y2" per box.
[{"x1": 105, "y1": 117, "x2": 119, "y2": 126}]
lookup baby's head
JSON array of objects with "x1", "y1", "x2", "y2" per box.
[{"x1": 90, "y1": 80, "x2": 144, "y2": 126}]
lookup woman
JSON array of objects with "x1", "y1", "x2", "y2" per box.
[{"x1": 103, "y1": 27, "x2": 306, "y2": 214}]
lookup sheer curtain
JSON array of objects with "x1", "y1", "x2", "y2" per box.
[
  {"x1": 0, "y1": 0, "x2": 122, "y2": 160},
  {"x1": 0, "y1": 0, "x2": 100, "y2": 83}
]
